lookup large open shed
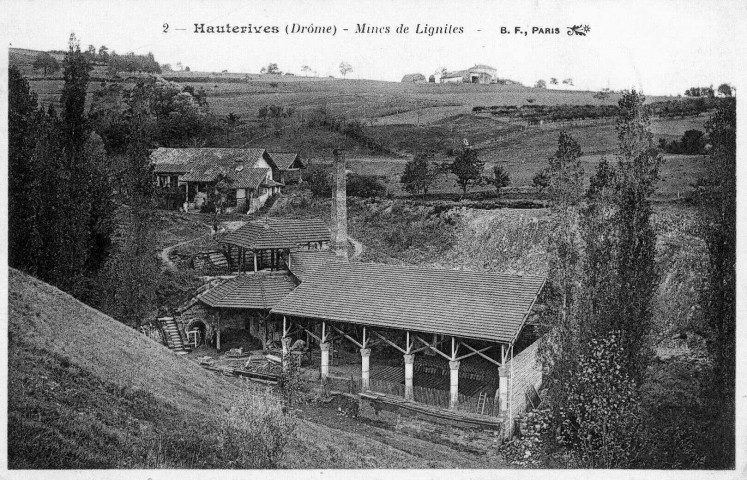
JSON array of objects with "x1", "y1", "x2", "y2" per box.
[{"x1": 271, "y1": 262, "x2": 546, "y2": 423}]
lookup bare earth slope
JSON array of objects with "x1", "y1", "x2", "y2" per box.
[{"x1": 8, "y1": 268, "x2": 488, "y2": 468}]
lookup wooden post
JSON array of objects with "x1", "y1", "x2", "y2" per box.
[
  {"x1": 404, "y1": 354, "x2": 414, "y2": 400},
  {"x1": 253, "y1": 251, "x2": 258, "y2": 272},
  {"x1": 449, "y1": 360, "x2": 460, "y2": 409},
  {"x1": 216, "y1": 312, "x2": 222, "y2": 351},
  {"x1": 360, "y1": 348, "x2": 371, "y2": 391}
]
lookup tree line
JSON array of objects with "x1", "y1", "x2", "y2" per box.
[
  {"x1": 522, "y1": 91, "x2": 735, "y2": 468},
  {"x1": 10, "y1": 34, "x2": 228, "y2": 327}
]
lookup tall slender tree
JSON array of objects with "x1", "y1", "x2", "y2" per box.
[{"x1": 8, "y1": 66, "x2": 40, "y2": 271}]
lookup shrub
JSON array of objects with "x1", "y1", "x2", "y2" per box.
[
  {"x1": 303, "y1": 164, "x2": 333, "y2": 198},
  {"x1": 554, "y1": 332, "x2": 643, "y2": 468},
  {"x1": 532, "y1": 168, "x2": 551, "y2": 192},
  {"x1": 347, "y1": 173, "x2": 386, "y2": 198},
  {"x1": 219, "y1": 388, "x2": 296, "y2": 468}
]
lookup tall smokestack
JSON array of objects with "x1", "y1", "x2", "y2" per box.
[{"x1": 332, "y1": 148, "x2": 348, "y2": 259}]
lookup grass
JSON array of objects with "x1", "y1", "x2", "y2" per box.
[{"x1": 8, "y1": 267, "x2": 512, "y2": 468}]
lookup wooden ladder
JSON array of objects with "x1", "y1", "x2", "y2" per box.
[{"x1": 476, "y1": 392, "x2": 488, "y2": 415}]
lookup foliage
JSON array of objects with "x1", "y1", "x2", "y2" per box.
[
  {"x1": 91, "y1": 121, "x2": 159, "y2": 328},
  {"x1": 609, "y1": 89, "x2": 661, "y2": 380},
  {"x1": 716, "y1": 83, "x2": 732, "y2": 97},
  {"x1": 538, "y1": 131, "x2": 585, "y2": 415},
  {"x1": 400, "y1": 153, "x2": 441, "y2": 199},
  {"x1": 499, "y1": 407, "x2": 553, "y2": 467},
  {"x1": 8, "y1": 66, "x2": 41, "y2": 272},
  {"x1": 486, "y1": 164, "x2": 511, "y2": 196},
  {"x1": 9, "y1": 36, "x2": 115, "y2": 298},
  {"x1": 339, "y1": 61, "x2": 353, "y2": 78},
  {"x1": 278, "y1": 354, "x2": 303, "y2": 409},
  {"x1": 32, "y1": 52, "x2": 60, "y2": 76},
  {"x1": 684, "y1": 86, "x2": 715, "y2": 98},
  {"x1": 449, "y1": 147, "x2": 485, "y2": 198},
  {"x1": 220, "y1": 389, "x2": 296, "y2": 468},
  {"x1": 532, "y1": 168, "x2": 550, "y2": 192},
  {"x1": 659, "y1": 129, "x2": 707, "y2": 154},
  {"x1": 303, "y1": 164, "x2": 333, "y2": 199},
  {"x1": 347, "y1": 173, "x2": 386, "y2": 198},
  {"x1": 555, "y1": 334, "x2": 643, "y2": 468},
  {"x1": 107, "y1": 51, "x2": 161, "y2": 74},
  {"x1": 534, "y1": 79, "x2": 547, "y2": 89},
  {"x1": 89, "y1": 76, "x2": 221, "y2": 154}
]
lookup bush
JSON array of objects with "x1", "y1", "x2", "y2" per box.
[
  {"x1": 532, "y1": 168, "x2": 551, "y2": 192},
  {"x1": 554, "y1": 332, "x2": 643, "y2": 468},
  {"x1": 219, "y1": 388, "x2": 296, "y2": 468},
  {"x1": 303, "y1": 165, "x2": 333, "y2": 198},
  {"x1": 347, "y1": 173, "x2": 386, "y2": 198}
]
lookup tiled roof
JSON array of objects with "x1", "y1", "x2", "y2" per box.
[
  {"x1": 232, "y1": 167, "x2": 271, "y2": 189},
  {"x1": 263, "y1": 218, "x2": 330, "y2": 245},
  {"x1": 221, "y1": 222, "x2": 298, "y2": 250},
  {"x1": 288, "y1": 250, "x2": 343, "y2": 282},
  {"x1": 269, "y1": 152, "x2": 304, "y2": 170},
  {"x1": 272, "y1": 262, "x2": 546, "y2": 344},
  {"x1": 199, "y1": 273, "x2": 298, "y2": 310},
  {"x1": 150, "y1": 148, "x2": 273, "y2": 188}
]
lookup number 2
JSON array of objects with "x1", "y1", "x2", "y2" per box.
[{"x1": 163, "y1": 23, "x2": 169, "y2": 33}]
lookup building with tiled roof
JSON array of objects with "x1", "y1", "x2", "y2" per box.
[
  {"x1": 268, "y1": 152, "x2": 305, "y2": 184},
  {"x1": 272, "y1": 262, "x2": 545, "y2": 344},
  {"x1": 150, "y1": 147, "x2": 286, "y2": 213}
]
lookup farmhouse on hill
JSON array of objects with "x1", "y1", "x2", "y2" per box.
[
  {"x1": 440, "y1": 64, "x2": 497, "y2": 84},
  {"x1": 401, "y1": 73, "x2": 426, "y2": 83},
  {"x1": 150, "y1": 147, "x2": 303, "y2": 213}
]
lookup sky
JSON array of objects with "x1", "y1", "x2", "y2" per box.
[{"x1": 2, "y1": 0, "x2": 746, "y2": 96}]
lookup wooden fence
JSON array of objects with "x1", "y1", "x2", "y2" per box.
[{"x1": 327, "y1": 375, "x2": 498, "y2": 417}]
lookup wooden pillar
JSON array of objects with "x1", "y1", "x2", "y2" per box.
[
  {"x1": 449, "y1": 360, "x2": 460, "y2": 409},
  {"x1": 320, "y1": 342, "x2": 330, "y2": 379},
  {"x1": 498, "y1": 366, "x2": 508, "y2": 418},
  {"x1": 253, "y1": 251, "x2": 258, "y2": 272},
  {"x1": 360, "y1": 348, "x2": 371, "y2": 391},
  {"x1": 216, "y1": 312, "x2": 222, "y2": 351},
  {"x1": 404, "y1": 354, "x2": 414, "y2": 400}
]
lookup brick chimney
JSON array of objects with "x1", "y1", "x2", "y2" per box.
[{"x1": 332, "y1": 148, "x2": 348, "y2": 259}]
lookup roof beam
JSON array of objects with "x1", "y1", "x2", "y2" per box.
[
  {"x1": 413, "y1": 335, "x2": 452, "y2": 361},
  {"x1": 371, "y1": 330, "x2": 408, "y2": 354},
  {"x1": 461, "y1": 341, "x2": 503, "y2": 367},
  {"x1": 329, "y1": 324, "x2": 363, "y2": 349},
  {"x1": 455, "y1": 343, "x2": 493, "y2": 362}
]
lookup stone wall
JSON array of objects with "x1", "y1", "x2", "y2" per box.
[{"x1": 506, "y1": 338, "x2": 543, "y2": 416}]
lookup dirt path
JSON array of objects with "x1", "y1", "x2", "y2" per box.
[
  {"x1": 348, "y1": 236, "x2": 364, "y2": 259},
  {"x1": 159, "y1": 232, "x2": 211, "y2": 272}
]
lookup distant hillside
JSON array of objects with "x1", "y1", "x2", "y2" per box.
[{"x1": 7, "y1": 268, "x2": 443, "y2": 468}]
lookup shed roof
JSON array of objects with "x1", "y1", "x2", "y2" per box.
[
  {"x1": 288, "y1": 249, "x2": 343, "y2": 282},
  {"x1": 199, "y1": 273, "x2": 298, "y2": 310},
  {"x1": 221, "y1": 222, "x2": 298, "y2": 250},
  {"x1": 269, "y1": 152, "x2": 304, "y2": 170},
  {"x1": 263, "y1": 218, "x2": 330, "y2": 245},
  {"x1": 272, "y1": 262, "x2": 546, "y2": 344}
]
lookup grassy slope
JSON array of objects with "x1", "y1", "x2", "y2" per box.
[{"x1": 6, "y1": 268, "x2": 475, "y2": 469}]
